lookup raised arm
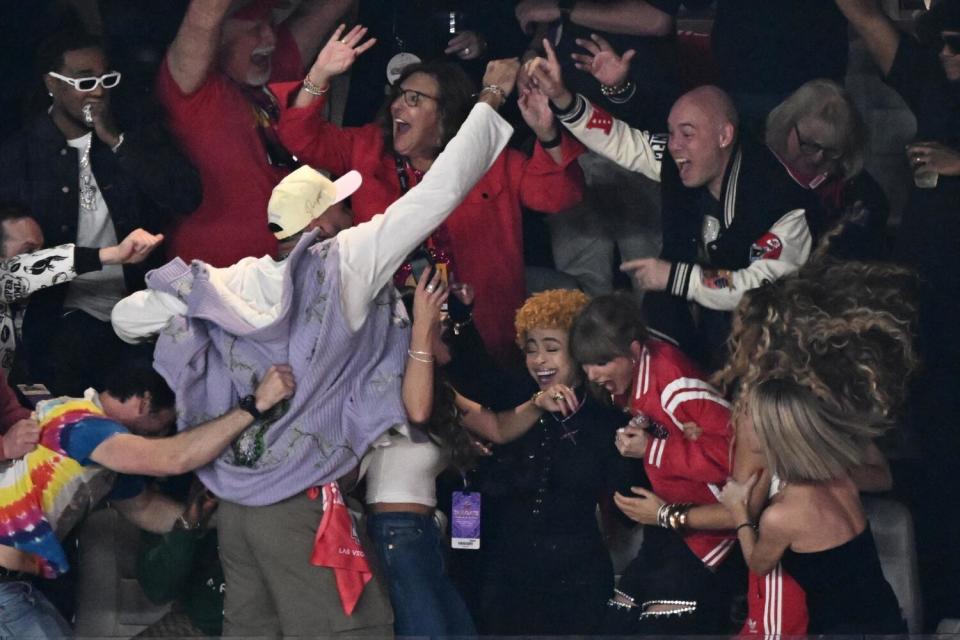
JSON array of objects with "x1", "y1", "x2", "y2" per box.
[
  {"x1": 89, "y1": 365, "x2": 294, "y2": 476},
  {"x1": 166, "y1": 0, "x2": 234, "y2": 95},
  {"x1": 337, "y1": 59, "x2": 518, "y2": 331},
  {"x1": 528, "y1": 38, "x2": 663, "y2": 179},
  {"x1": 402, "y1": 271, "x2": 448, "y2": 424},
  {"x1": 834, "y1": 0, "x2": 900, "y2": 76}
]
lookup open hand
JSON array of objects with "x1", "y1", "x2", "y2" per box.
[
  {"x1": 572, "y1": 34, "x2": 635, "y2": 88},
  {"x1": 305, "y1": 24, "x2": 377, "y2": 89}
]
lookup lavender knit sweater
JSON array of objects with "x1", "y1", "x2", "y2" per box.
[{"x1": 149, "y1": 232, "x2": 409, "y2": 506}]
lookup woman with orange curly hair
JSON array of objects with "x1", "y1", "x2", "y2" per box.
[{"x1": 401, "y1": 283, "x2": 631, "y2": 634}]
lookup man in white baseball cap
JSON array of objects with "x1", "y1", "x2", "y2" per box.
[
  {"x1": 110, "y1": 59, "x2": 519, "y2": 638},
  {"x1": 267, "y1": 166, "x2": 361, "y2": 252}
]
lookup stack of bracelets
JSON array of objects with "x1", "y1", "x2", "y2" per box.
[{"x1": 656, "y1": 502, "x2": 693, "y2": 530}]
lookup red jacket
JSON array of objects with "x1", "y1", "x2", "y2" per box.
[
  {"x1": 615, "y1": 340, "x2": 735, "y2": 567},
  {"x1": 275, "y1": 83, "x2": 585, "y2": 362}
]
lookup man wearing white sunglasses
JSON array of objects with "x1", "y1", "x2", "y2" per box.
[{"x1": 0, "y1": 30, "x2": 201, "y2": 397}]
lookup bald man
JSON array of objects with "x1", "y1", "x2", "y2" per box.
[{"x1": 530, "y1": 52, "x2": 818, "y2": 368}]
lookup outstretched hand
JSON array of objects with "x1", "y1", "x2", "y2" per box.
[
  {"x1": 572, "y1": 33, "x2": 635, "y2": 88},
  {"x1": 525, "y1": 38, "x2": 573, "y2": 110},
  {"x1": 102, "y1": 228, "x2": 164, "y2": 265},
  {"x1": 305, "y1": 24, "x2": 377, "y2": 89}
]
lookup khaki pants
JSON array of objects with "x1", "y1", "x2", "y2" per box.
[{"x1": 219, "y1": 492, "x2": 394, "y2": 638}]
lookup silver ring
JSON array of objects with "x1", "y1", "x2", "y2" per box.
[
  {"x1": 340, "y1": 38, "x2": 348, "y2": 44},
  {"x1": 425, "y1": 284, "x2": 436, "y2": 293},
  {"x1": 463, "y1": 47, "x2": 471, "y2": 55}
]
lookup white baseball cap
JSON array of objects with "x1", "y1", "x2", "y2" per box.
[{"x1": 267, "y1": 166, "x2": 362, "y2": 240}]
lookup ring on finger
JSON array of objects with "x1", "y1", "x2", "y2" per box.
[
  {"x1": 463, "y1": 47, "x2": 471, "y2": 55},
  {"x1": 425, "y1": 284, "x2": 436, "y2": 293},
  {"x1": 552, "y1": 392, "x2": 564, "y2": 401}
]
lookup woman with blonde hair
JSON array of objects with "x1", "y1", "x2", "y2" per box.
[
  {"x1": 717, "y1": 260, "x2": 917, "y2": 635},
  {"x1": 765, "y1": 80, "x2": 889, "y2": 260}
]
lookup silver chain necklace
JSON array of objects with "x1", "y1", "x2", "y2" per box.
[{"x1": 78, "y1": 135, "x2": 98, "y2": 211}]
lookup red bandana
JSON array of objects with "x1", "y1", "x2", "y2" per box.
[{"x1": 307, "y1": 483, "x2": 372, "y2": 615}]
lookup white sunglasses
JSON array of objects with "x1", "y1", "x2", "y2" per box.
[{"x1": 48, "y1": 70, "x2": 122, "y2": 92}]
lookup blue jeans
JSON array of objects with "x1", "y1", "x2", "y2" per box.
[
  {"x1": 367, "y1": 512, "x2": 476, "y2": 637},
  {"x1": 0, "y1": 581, "x2": 72, "y2": 639}
]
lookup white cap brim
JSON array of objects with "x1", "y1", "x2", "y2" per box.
[{"x1": 331, "y1": 170, "x2": 362, "y2": 205}]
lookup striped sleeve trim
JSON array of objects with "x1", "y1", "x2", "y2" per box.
[
  {"x1": 667, "y1": 261, "x2": 694, "y2": 298},
  {"x1": 551, "y1": 93, "x2": 587, "y2": 123}
]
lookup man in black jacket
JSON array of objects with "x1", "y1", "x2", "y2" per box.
[{"x1": 0, "y1": 30, "x2": 201, "y2": 394}]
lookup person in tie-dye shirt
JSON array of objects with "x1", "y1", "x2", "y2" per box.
[{"x1": 0, "y1": 362, "x2": 294, "y2": 639}]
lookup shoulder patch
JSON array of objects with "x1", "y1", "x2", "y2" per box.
[
  {"x1": 749, "y1": 232, "x2": 783, "y2": 262},
  {"x1": 586, "y1": 106, "x2": 613, "y2": 136}
]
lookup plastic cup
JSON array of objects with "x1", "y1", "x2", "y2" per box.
[{"x1": 914, "y1": 168, "x2": 939, "y2": 189}]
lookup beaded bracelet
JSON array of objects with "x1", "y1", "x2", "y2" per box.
[
  {"x1": 302, "y1": 76, "x2": 329, "y2": 96},
  {"x1": 600, "y1": 80, "x2": 633, "y2": 98},
  {"x1": 479, "y1": 84, "x2": 507, "y2": 105}
]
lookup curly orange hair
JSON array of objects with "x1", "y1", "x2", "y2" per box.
[{"x1": 514, "y1": 289, "x2": 591, "y2": 347}]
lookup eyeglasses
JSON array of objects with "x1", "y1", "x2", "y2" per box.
[
  {"x1": 47, "y1": 71, "x2": 122, "y2": 92},
  {"x1": 396, "y1": 88, "x2": 439, "y2": 108},
  {"x1": 793, "y1": 123, "x2": 842, "y2": 160},
  {"x1": 940, "y1": 33, "x2": 960, "y2": 54}
]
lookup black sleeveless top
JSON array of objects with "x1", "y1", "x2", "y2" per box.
[{"x1": 780, "y1": 526, "x2": 907, "y2": 634}]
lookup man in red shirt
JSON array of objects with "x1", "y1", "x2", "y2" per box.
[{"x1": 157, "y1": 0, "x2": 352, "y2": 266}]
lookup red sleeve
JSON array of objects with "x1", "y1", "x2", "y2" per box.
[
  {"x1": 652, "y1": 377, "x2": 731, "y2": 483},
  {"x1": 273, "y1": 81, "x2": 358, "y2": 178},
  {"x1": 516, "y1": 134, "x2": 585, "y2": 213},
  {"x1": 0, "y1": 374, "x2": 30, "y2": 434},
  {"x1": 155, "y1": 56, "x2": 233, "y2": 118}
]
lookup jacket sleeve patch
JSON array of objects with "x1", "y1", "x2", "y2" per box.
[
  {"x1": 749, "y1": 232, "x2": 783, "y2": 262},
  {"x1": 701, "y1": 268, "x2": 734, "y2": 290},
  {"x1": 585, "y1": 106, "x2": 614, "y2": 135}
]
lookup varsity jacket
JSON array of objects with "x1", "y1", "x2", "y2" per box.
[
  {"x1": 0, "y1": 244, "x2": 104, "y2": 372},
  {"x1": 553, "y1": 93, "x2": 814, "y2": 311},
  {"x1": 554, "y1": 94, "x2": 817, "y2": 366},
  {"x1": 615, "y1": 339, "x2": 735, "y2": 568}
]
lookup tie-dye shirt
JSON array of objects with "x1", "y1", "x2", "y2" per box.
[{"x1": 0, "y1": 392, "x2": 143, "y2": 578}]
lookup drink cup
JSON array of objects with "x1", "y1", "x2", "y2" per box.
[{"x1": 914, "y1": 167, "x2": 939, "y2": 189}]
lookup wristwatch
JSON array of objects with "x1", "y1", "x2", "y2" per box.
[
  {"x1": 558, "y1": 0, "x2": 577, "y2": 16},
  {"x1": 238, "y1": 394, "x2": 263, "y2": 420}
]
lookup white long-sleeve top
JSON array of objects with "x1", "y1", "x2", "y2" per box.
[{"x1": 112, "y1": 102, "x2": 513, "y2": 340}]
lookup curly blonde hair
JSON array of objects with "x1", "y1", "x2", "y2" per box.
[
  {"x1": 714, "y1": 260, "x2": 920, "y2": 480},
  {"x1": 515, "y1": 289, "x2": 591, "y2": 347}
]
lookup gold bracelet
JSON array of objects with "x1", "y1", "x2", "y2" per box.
[{"x1": 302, "y1": 76, "x2": 329, "y2": 96}]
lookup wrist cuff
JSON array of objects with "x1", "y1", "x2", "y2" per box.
[
  {"x1": 74, "y1": 246, "x2": 102, "y2": 274},
  {"x1": 550, "y1": 93, "x2": 586, "y2": 122}
]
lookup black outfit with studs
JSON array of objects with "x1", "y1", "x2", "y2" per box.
[{"x1": 472, "y1": 389, "x2": 634, "y2": 635}]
